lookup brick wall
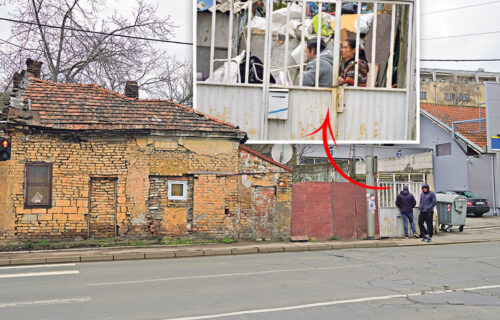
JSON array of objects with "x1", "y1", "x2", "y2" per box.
[
  {"x1": 148, "y1": 176, "x2": 194, "y2": 237},
  {"x1": 0, "y1": 131, "x2": 293, "y2": 241},
  {"x1": 238, "y1": 148, "x2": 293, "y2": 240},
  {"x1": 0, "y1": 131, "x2": 241, "y2": 240}
]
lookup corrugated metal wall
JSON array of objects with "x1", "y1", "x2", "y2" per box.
[
  {"x1": 197, "y1": 84, "x2": 407, "y2": 141},
  {"x1": 338, "y1": 89, "x2": 407, "y2": 140}
]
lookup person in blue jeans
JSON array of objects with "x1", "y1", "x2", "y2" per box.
[{"x1": 395, "y1": 186, "x2": 418, "y2": 239}]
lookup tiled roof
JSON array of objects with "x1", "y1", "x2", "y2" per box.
[
  {"x1": 240, "y1": 145, "x2": 293, "y2": 172},
  {"x1": 8, "y1": 77, "x2": 243, "y2": 136},
  {"x1": 421, "y1": 103, "x2": 487, "y2": 149}
]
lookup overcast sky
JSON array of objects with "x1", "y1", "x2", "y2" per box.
[
  {"x1": 1, "y1": 0, "x2": 499, "y2": 74},
  {"x1": 0, "y1": 0, "x2": 192, "y2": 66},
  {"x1": 421, "y1": 0, "x2": 500, "y2": 72}
]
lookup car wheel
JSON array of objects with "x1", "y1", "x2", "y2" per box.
[
  {"x1": 459, "y1": 225, "x2": 464, "y2": 232},
  {"x1": 474, "y1": 213, "x2": 484, "y2": 217}
]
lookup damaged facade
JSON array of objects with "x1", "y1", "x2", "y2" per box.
[{"x1": 0, "y1": 60, "x2": 292, "y2": 241}]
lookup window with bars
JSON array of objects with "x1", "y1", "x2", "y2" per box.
[{"x1": 24, "y1": 163, "x2": 52, "y2": 208}]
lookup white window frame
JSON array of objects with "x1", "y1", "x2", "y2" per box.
[{"x1": 167, "y1": 180, "x2": 188, "y2": 200}]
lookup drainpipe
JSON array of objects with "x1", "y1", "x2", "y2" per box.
[
  {"x1": 433, "y1": 83, "x2": 437, "y2": 103},
  {"x1": 493, "y1": 154, "x2": 499, "y2": 215}
]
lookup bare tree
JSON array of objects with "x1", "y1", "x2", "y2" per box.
[
  {"x1": 0, "y1": 0, "x2": 192, "y2": 106},
  {"x1": 441, "y1": 76, "x2": 481, "y2": 107}
]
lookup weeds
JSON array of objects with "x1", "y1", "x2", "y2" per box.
[
  {"x1": 127, "y1": 240, "x2": 150, "y2": 247},
  {"x1": 36, "y1": 240, "x2": 54, "y2": 248},
  {"x1": 162, "y1": 237, "x2": 196, "y2": 245},
  {"x1": 220, "y1": 237, "x2": 235, "y2": 244}
]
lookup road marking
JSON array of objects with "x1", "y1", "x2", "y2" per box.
[
  {"x1": 462, "y1": 284, "x2": 500, "y2": 291},
  {"x1": 0, "y1": 263, "x2": 76, "y2": 270},
  {"x1": 87, "y1": 264, "x2": 366, "y2": 286},
  {"x1": 163, "y1": 284, "x2": 500, "y2": 320},
  {"x1": 0, "y1": 270, "x2": 79, "y2": 279},
  {"x1": 0, "y1": 297, "x2": 91, "y2": 308}
]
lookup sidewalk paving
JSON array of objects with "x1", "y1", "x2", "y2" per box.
[{"x1": 1, "y1": 216, "x2": 500, "y2": 266}]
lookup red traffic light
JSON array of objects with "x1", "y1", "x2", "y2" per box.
[{"x1": 1, "y1": 139, "x2": 9, "y2": 148}]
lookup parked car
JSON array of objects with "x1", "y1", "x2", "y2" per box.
[{"x1": 437, "y1": 191, "x2": 490, "y2": 217}]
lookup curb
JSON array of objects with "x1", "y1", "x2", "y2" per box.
[{"x1": 1, "y1": 238, "x2": 500, "y2": 266}]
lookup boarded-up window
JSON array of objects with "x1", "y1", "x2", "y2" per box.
[
  {"x1": 25, "y1": 163, "x2": 52, "y2": 208},
  {"x1": 436, "y1": 143, "x2": 451, "y2": 157}
]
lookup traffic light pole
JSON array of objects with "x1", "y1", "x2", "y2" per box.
[{"x1": 366, "y1": 145, "x2": 375, "y2": 240}]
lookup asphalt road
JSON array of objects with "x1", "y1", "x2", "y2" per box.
[{"x1": 1, "y1": 242, "x2": 500, "y2": 320}]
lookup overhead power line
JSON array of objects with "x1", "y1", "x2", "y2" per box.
[
  {"x1": 422, "y1": 30, "x2": 500, "y2": 41},
  {"x1": 421, "y1": 58, "x2": 500, "y2": 62},
  {"x1": 0, "y1": 17, "x2": 193, "y2": 46},
  {"x1": 421, "y1": 0, "x2": 500, "y2": 15}
]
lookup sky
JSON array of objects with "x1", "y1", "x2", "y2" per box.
[
  {"x1": 420, "y1": 0, "x2": 500, "y2": 72},
  {"x1": 0, "y1": 0, "x2": 499, "y2": 75},
  {"x1": 0, "y1": 0, "x2": 193, "y2": 66}
]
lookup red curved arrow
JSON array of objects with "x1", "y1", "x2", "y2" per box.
[{"x1": 306, "y1": 110, "x2": 391, "y2": 190}]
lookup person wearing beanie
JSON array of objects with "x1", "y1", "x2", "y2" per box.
[
  {"x1": 418, "y1": 183, "x2": 437, "y2": 243},
  {"x1": 395, "y1": 186, "x2": 418, "y2": 239}
]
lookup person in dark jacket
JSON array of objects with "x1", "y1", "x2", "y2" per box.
[
  {"x1": 395, "y1": 186, "x2": 418, "y2": 239},
  {"x1": 418, "y1": 183, "x2": 436, "y2": 243}
]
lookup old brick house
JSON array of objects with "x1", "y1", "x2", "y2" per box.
[{"x1": 0, "y1": 60, "x2": 292, "y2": 241}]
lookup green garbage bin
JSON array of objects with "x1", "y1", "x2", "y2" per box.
[{"x1": 436, "y1": 194, "x2": 468, "y2": 232}]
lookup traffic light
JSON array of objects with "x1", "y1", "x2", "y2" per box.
[{"x1": 0, "y1": 137, "x2": 11, "y2": 161}]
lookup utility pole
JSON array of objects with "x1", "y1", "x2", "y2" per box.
[{"x1": 366, "y1": 145, "x2": 376, "y2": 240}]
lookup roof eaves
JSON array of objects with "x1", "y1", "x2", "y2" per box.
[
  {"x1": 420, "y1": 109, "x2": 484, "y2": 154},
  {"x1": 239, "y1": 145, "x2": 293, "y2": 172}
]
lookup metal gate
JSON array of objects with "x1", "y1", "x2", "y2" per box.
[
  {"x1": 196, "y1": 0, "x2": 416, "y2": 141},
  {"x1": 377, "y1": 173, "x2": 426, "y2": 237}
]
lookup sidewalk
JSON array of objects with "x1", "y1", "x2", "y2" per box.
[{"x1": 1, "y1": 216, "x2": 500, "y2": 266}]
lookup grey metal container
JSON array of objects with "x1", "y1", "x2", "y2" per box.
[{"x1": 436, "y1": 194, "x2": 468, "y2": 232}]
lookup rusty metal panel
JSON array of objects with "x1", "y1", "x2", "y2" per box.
[
  {"x1": 291, "y1": 182, "x2": 379, "y2": 240},
  {"x1": 268, "y1": 88, "x2": 333, "y2": 141},
  {"x1": 197, "y1": 84, "x2": 409, "y2": 141},
  {"x1": 197, "y1": 84, "x2": 263, "y2": 139},
  {"x1": 379, "y1": 208, "x2": 398, "y2": 238},
  {"x1": 338, "y1": 89, "x2": 407, "y2": 140}
]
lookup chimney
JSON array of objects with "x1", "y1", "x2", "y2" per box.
[
  {"x1": 124, "y1": 81, "x2": 139, "y2": 99},
  {"x1": 26, "y1": 58, "x2": 43, "y2": 78},
  {"x1": 12, "y1": 72, "x2": 22, "y2": 89}
]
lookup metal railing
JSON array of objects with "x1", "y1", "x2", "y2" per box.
[
  {"x1": 377, "y1": 173, "x2": 427, "y2": 208},
  {"x1": 202, "y1": 0, "x2": 414, "y2": 90}
]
